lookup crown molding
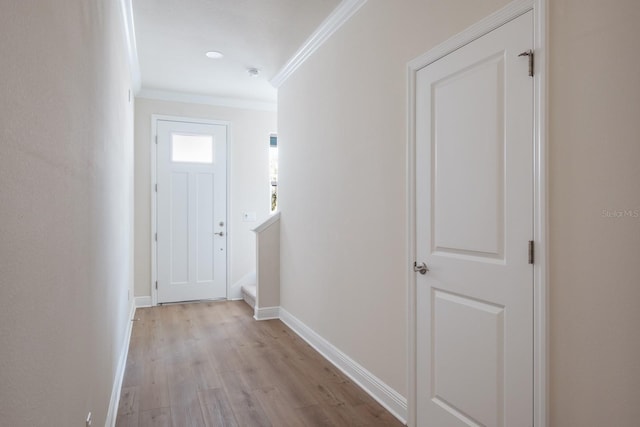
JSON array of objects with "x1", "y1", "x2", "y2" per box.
[
  {"x1": 137, "y1": 88, "x2": 278, "y2": 112},
  {"x1": 118, "y1": 0, "x2": 141, "y2": 93},
  {"x1": 270, "y1": 0, "x2": 368, "y2": 88}
]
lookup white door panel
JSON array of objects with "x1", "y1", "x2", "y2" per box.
[
  {"x1": 416, "y1": 11, "x2": 533, "y2": 427},
  {"x1": 157, "y1": 120, "x2": 227, "y2": 303}
]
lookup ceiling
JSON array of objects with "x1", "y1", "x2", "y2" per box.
[{"x1": 132, "y1": 0, "x2": 341, "y2": 103}]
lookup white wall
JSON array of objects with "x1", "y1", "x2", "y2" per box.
[
  {"x1": 279, "y1": 0, "x2": 640, "y2": 424},
  {"x1": 0, "y1": 1, "x2": 135, "y2": 426},
  {"x1": 279, "y1": 0, "x2": 510, "y2": 398},
  {"x1": 134, "y1": 98, "x2": 277, "y2": 299},
  {"x1": 548, "y1": 0, "x2": 640, "y2": 425},
  {"x1": 255, "y1": 217, "x2": 281, "y2": 309}
]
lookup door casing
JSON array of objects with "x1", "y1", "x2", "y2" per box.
[
  {"x1": 150, "y1": 114, "x2": 232, "y2": 306},
  {"x1": 405, "y1": 0, "x2": 548, "y2": 425}
]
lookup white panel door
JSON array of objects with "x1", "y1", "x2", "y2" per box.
[
  {"x1": 157, "y1": 120, "x2": 227, "y2": 303},
  {"x1": 415, "y1": 11, "x2": 533, "y2": 427}
]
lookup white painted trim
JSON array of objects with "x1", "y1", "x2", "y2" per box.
[
  {"x1": 279, "y1": 308, "x2": 407, "y2": 424},
  {"x1": 135, "y1": 296, "x2": 152, "y2": 308},
  {"x1": 252, "y1": 211, "x2": 281, "y2": 233},
  {"x1": 253, "y1": 306, "x2": 280, "y2": 321},
  {"x1": 150, "y1": 115, "x2": 232, "y2": 306},
  {"x1": 270, "y1": 0, "x2": 368, "y2": 88},
  {"x1": 225, "y1": 124, "x2": 233, "y2": 304},
  {"x1": 105, "y1": 300, "x2": 136, "y2": 427},
  {"x1": 118, "y1": 0, "x2": 141, "y2": 93},
  {"x1": 138, "y1": 89, "x2": 277, "y2": 112},
  {"x1": 532, "y1": 1, "x2": 548, "y2": 425},
  {"x1": 405, "y1": 1, "x2": 547, "y2": 426},
  {"x1": 150, "y1": 115, "x2": 158, "y2": 306}
]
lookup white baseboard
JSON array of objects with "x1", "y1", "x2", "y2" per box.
[
  {"x1": 135, "y1": 296, "x2": 152, "y2": 308},
  {"x1": 105, "y1": 300, "x2": 136, "y2": 427},
  {"x1": 279, "y1": 308, "x2": 407, "y2": 425},
  {"x1": 254, "y1": 306, "x2": 280, "y2": 321}
]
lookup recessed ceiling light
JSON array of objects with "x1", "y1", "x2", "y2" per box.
[{"x1": 205, "y1": 51, "x2": 224, "y2": 59}]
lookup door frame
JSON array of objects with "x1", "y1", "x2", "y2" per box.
[
  {"x1": 150, "y1": 114, "x2": 231, "y2": 306},
  {"x1": 405, "y1": 0, "x2": 548, "y2": 425}
]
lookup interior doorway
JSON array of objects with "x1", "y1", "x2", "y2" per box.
[{"x1": 407, "y1": 1, "x2": 548, "y2": 425}]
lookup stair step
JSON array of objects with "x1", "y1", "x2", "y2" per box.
[
  {"x1": 241, "y1": 283, "x2": 256, "y2": 309},
  {"x1": 241, "y1": 284, "x2": 256, "y2": 298}
]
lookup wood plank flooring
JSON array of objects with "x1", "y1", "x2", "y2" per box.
[{"x1": 116, "y1": 301, "x2": 403, "y2": 426}]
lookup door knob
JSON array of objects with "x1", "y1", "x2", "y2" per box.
[
  {"x1": 214, "y1": 231, "x2": 225, "y2": 237},
  {"x1": 413, "y1": 262, "x2": 429, "y2": 275}
]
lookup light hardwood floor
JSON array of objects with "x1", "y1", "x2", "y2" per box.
[{"x1": 116, "y1": 301, "x2": 404, "y2": 426}]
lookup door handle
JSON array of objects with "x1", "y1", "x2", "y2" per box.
[
  {"x1": 413, "y1": 262, "x2": 429, "y2": 275},
  {"x1": 214, "y1": 231, "x2": 225, "y2": 237}
]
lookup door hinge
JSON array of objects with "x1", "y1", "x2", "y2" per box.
[
  {"x1": 528, "y1": 240, "x2": 535, "y2": 264},
  {"x1": 155, "y1": 183, "x2": 157, "y2": 192},
  {"x1": 519, "y1": 49, "x2": 534, "y2": 77},
  {"x1": 155, "y1": 281, "x2": 158, "y2": 290},
  {"x1": 155, "y1": 233, "x2": 157, "y2": 242},
  {"x1": 155, "y1": 135, "x2": 158, "y2": 144}
]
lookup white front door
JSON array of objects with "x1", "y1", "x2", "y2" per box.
[
  {"x1": 157, "y1": 120, "x2": 227, "y2": 303},
  {"x1": 415, "y1": 11, "x2": 534, "y2": 426}
]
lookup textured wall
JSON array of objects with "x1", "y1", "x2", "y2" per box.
[
  {"x1": 279, "y1": 0, "x2": 640, "y2": 424},
  {"x1": 548, "y1": 0, "x2": 640, "y2": 425},
  {"x1": 278, "y1": 0, "x2": 510, "y2": 397},
  {"x1": 133, "y1": 98, "x2": 277, "y2": 299},
  {"x1": 0, "y1": 0, "x2": 134, "y2": 426},
  {"x1": 256, "y1": 219, "x2": 281, "y2": 309}
]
